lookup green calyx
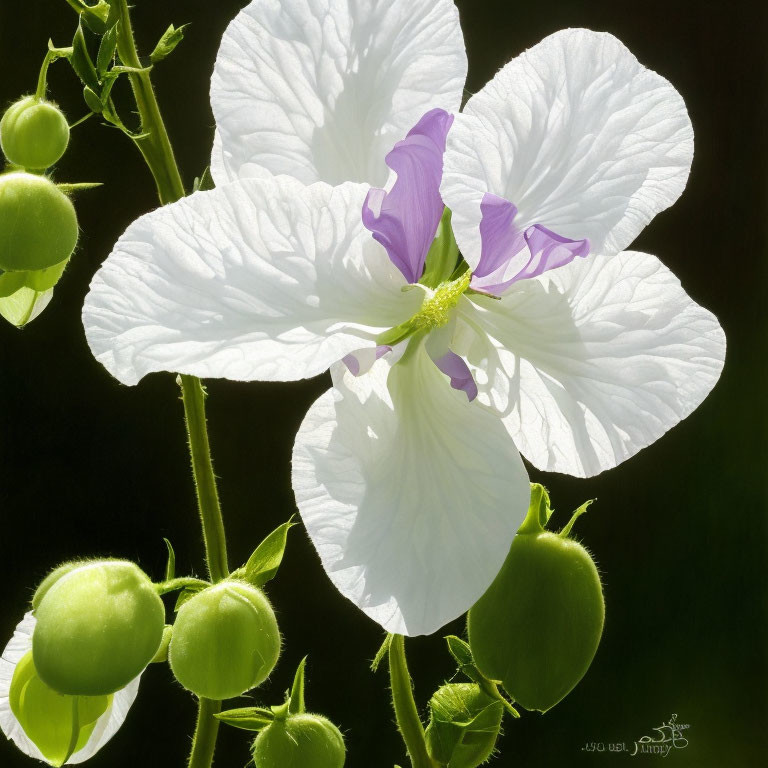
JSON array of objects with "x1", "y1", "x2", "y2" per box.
[
  {"x1": 425, "y1": 683, "x2": 504, "y2": 768},
  {"x1": 467, "y1": 488, "x2": 604, "y2": 713},
  {"x1": 32, "y1": 560, "x2": 165, "y2": 696},
  {"x1": 377, "y1": 270, "x2": 471, "y2": 347},
  {"x1": 1, "y1": 96, "x2": 70, "y2": 170},
  {"x1": 168, "y1": 580, "x2": 281, "y2": 700},
  {"x1": 10, "y1": 650, "x2": 112, "y2": 766}
]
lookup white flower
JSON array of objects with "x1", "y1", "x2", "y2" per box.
[
  {"x1": 0, "y1": 613, "x2": 140, "y2": 765},
  {"x1": 82, "y1": 13, "x2": 725, "y2": 636}
]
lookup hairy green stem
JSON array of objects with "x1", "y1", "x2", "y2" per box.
[
  {"x1": 113, "y1": 0, "x2": 185, "y2": 204},
  {"x1": 188, "y1": 698, "x2": 222, "y2": 768},
  {"x1": 107, "y1": 3, "x2": 225, "y2": 767},
  {"x1": 389, "y1": 635, "x2": 438, "y2": 768},
  {"x1": 179, "y1": 374, "x2": 230, "y2": 583}
]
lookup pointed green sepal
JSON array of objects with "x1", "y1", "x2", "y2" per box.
[
  {"x1": 370, "y1": 633, "x2": 393, "y2": 672},
  {"x1": 96, "y1": 22, "x2": 118, "y2": 76},
  {"x1": 421, "y1": 208, "x2": 459, "y2": 289},
  {"x1": 163, "y1": 538, "x2": 176, "y2": 581},
  {"x1": 173, "y1": 584, "x2": 205, "y2": 611},
  {"x1": 288, "y1": 657, "x2": 307, "y2": 715},
  {"x1": 193, "y1": 166, "x2": 215, "y2": 192},
  {"x1": 215, "y1": 706, "x2": 275, "y2": 732},
  {"x1": 71, "y1": 22, "x2": 99, "y2": 90},
  {"x1": 231, "y1": 518, "x2": 296, "y2": 587},
  {"x1": 517, "y1": 483, "x2": 551, "y2": 534},
  {"x1": 150, "y1": 24, "x2": 188, "y2": 64},
  {"x1": 558, "y1": 499, "x2": 596, "y2": 539}
]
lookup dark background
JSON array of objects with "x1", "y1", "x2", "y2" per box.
[{"x1": 1, "y1": 1, "x2": 766, "y2": 766}]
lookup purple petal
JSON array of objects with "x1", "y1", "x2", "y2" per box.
[
  {"x1": 471, "y1": 193, "x2": 590, "y2": 296},
  {"x1": 431, "y1": 349, "x2": 478, "y2": 402},
  {"x1": 342, "y1": 345, "x2": 391, "y2": 377},
  {"x1": 363, "y1": 109, "x2": 454, "y2": 284}
]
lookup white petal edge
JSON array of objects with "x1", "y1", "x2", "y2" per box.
[
  {"x1": 442, "y1": 29, "x2": 694, "y2": 269},
  {"x1": 292, "y1": 345, "x2": 531, "y2": 636},
  {"x1": 457, "y1": 251, "x2": 725, "y2": 477},
  {"x1": 210, "y1": 0, "x2": 467, "y2": 186},
  {"x1": 83, "y1": 178, "x2": 421, "y2": 386},
  {"x1": 0, "y1": 612, "x2": 141, "y2": 765}
]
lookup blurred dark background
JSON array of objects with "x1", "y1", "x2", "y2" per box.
[{"x1": 0, "y1": 1, "x2": 765, "y2": 766}]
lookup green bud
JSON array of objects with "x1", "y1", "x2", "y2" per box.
[
  {"x1": 1, "y1": 97, "x2": 70, "y2": 170},
  {"x1": 425, "y1": 684, "x2": 503, "y2": 768},
  {"x1": 0, "y1": 172, "x2": 78, "y2": 272},
  {"x1": 251, "y1": 713, "x2": 345, "y2": 768},
  {"x1": 31, "y1": 561, "x2": 83, "y2": 610},
  {"x1": 169, "y1": 580, "x2": 281, "y2": 700},
  {"x1": 9, "y1": 650, "x2": 111, "y2": 767},
  {"x1": 33, "y1": 560, "x2": 165, "y2": 696},
  {"x1": 468, "y1": 490, "x2": 604, "y2": 713}
]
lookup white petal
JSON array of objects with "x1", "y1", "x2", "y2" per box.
[
  {"x1": 0, "y1": 613, "x2": 140, "y2": 765},
  {"x1": 210, "y1": 0, "x2": 467, "y2": 186},
  {"x1": 83, "y1": 178, "x2": 420, "y2": 385},
  {"x1": 292, "y1": 345, "x2": 530, "y2": 636},
  {"x1": 460, "y1": 251, "x2": 725, "y2": 478},
  {"x1": 0, "y1": 613, "x2": 46, "y2": 762},
  {"x1": 442, "y1": 29, "x2": 693, "y2": 268}
]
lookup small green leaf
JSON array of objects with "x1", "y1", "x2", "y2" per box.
[
  {"x1": 288, "y1": 657, "x2": 307, "y2": 715},
  {"x1": 371, "y1": 634, "x2": 393, "y2": 673},
  {"x1": 558, "y1": 499, "x2": 596, "y2": 539},
  {"x1": 82, "y1": 86, "x2": 102, "y2": 114},
  {"x1": 71, "y1": 23, "x2": 99, "y2": 90},
  {"x1": 56, "y1": 182, "x2": 103, "y2": 194},
  {"x1": 163, "y1": 538, "x2": 176, "y2": 581},
  {"x1": 215, "y1": 706, "x2": 275, "y2": 732},
  {"x1": 80, "y1": 1, "x2": 112, "y2": 35},
  {"x1": 150, "y1": 24, "x2": 188, "y2": 64},
  {"x1": 96, "y1": 22, "x2": 118, "y2": 77},
  {"x1": 232, "y1": 518, "x2": 296, "y2": 587}
]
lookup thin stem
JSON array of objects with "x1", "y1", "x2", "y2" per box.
[
  {"x1": 188, "y1": 699, "x2": 222, "y2": 768},
  {"x1": 106, "y1": 5, "x2": 225, "y2": 768},
  {"x1": 180, "y1": 375, "x2": 229, "y2": 584},
  {"x1": 388, "y1": 635, "x2": 438, "y2": 768},
  {"x1": 113, "y1": 0, "x2": 185, "y2": 204}
]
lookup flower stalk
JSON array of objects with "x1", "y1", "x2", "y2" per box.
[
  {"x1": 388, "y1": 635, "x2": 438, "y2": 768},
  {"x1": 109, "y1": 2, "x2": 227, "y2": 766}
]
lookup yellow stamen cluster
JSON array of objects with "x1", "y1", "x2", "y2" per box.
[{"x1": 411, "y1": 271, "x2": 471, "y2": 331}]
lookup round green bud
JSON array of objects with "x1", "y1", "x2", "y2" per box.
[
  {"x1": 468, "y1": 527, "x2": 604, "y2": 713},
  {"x1": 10, "y1": 650, "x2": 111, "y2": 766},
  {"x1": 252, "y1": 714, "x2": 345, "y2": 768},
  {"x1": 31, "y1": 560, "x2": 83, "y2": 611},
  {"x1": 1, "y1": 96, "x2": 70, "y2": 169},
  {"x1": 32, "y1": 560, "x2": 166, "y2": 696},
  {"x1": 0, "y1": 172, "x2": 78, "y2": 272},
  {"x1": 425, "y1": 684, "x2": 503, "y2": 768},
  {"x1": 169, "y1": 580, "x2": 281, "y2": 700}
]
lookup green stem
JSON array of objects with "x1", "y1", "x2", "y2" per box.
[
  {"x1": 188, "y1": 698, "x2": 222, "y2": 768},
  {"x1": 113, "y1": 0, "x2": 185, "y2": 204},
  {"x1": 179, "y1": 375, "x2": 229, "y2": 583},
  {"x1": 106, "y1": 4, "x2": 225, "y2": 767},
  {"x1": 389, "y1": 635, "x2": 438, "y2": 768}
]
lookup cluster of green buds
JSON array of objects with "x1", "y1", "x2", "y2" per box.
[
  {"x1": 468, "y1": 485, "x2": 605, "y2": 713},
  {"x1": 216, "y1": 658, "x2": 346, "y2": 768},
  {"x1": 0, "y1": 93, "x2": 81, "y2": 326},
  {"x1": 0, "y1": 520, "x2": 298, "y2": 766}
]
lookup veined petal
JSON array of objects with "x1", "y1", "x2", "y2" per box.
[
  {"x1": 459, "y1": 251, "x2": 725, "y2": 478},
  {"x1": 363, "y1": 109, "x2": 454, "y2": 284},
  {"x1": 83, "y1": 178, "x2": 421, "y2": 386},
  {"x1": 292, "y1": 346, "x2": 530, "y2": 636},
  {"x1": 442, "y1": 29, "x2": 693, "y2": 269},
  {"x1": 210, "y1": 0, "x2": 467, "y2": 186},
  {"x1": 0, "y1": 613, "x2": 140, "y2": 765}
]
